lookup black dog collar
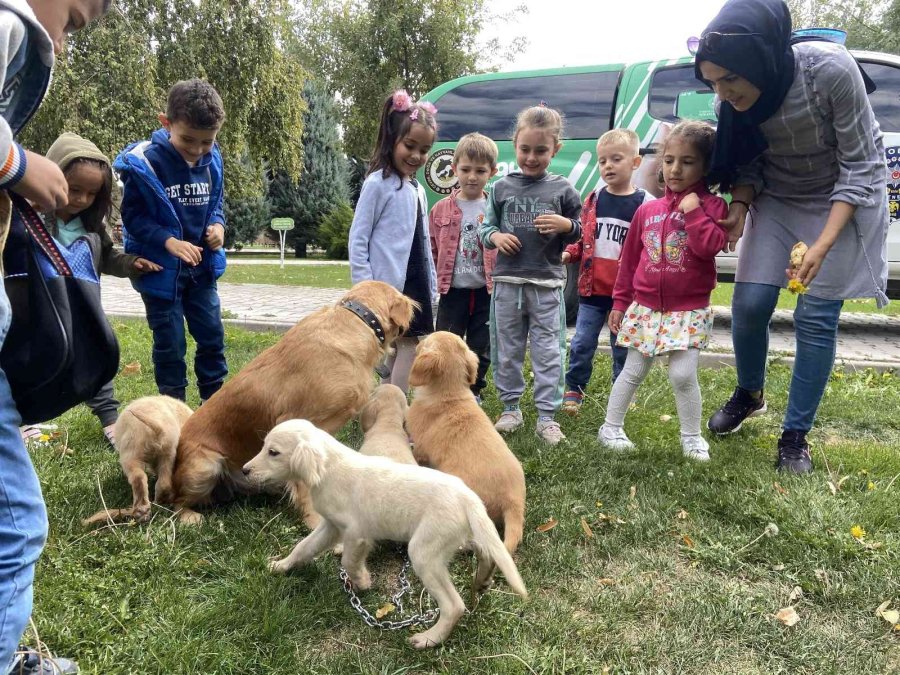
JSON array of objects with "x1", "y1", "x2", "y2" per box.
[{"x1": 340, "y1": 300, "x2": 386, "y2": 344}]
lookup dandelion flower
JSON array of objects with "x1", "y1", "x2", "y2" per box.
[
  {"x1": 765, "y1": 523, "x2": 780, "y2": 537},
  {"x1": 787, "y1": 278, "x2": 807, "y2": 295},
  {"x1": 850, "y1": 525, "x2": 866, "y2": 540}
]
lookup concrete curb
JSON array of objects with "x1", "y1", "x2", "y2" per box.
[{"x1": 106, "y1": 312, "x2": 900, "y2": 374}]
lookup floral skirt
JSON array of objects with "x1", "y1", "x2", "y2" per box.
[{"x1": 616, "y1": 302, "x2": 713, "y2": 356}]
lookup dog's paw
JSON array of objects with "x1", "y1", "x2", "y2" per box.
[
  {"x1": 332, "y1": 543, "x2": 344, "y2": 556},
  {"x1": 350, "y1": 569, "x2": 372, "y2": 591},
  {"x1": 178, "y1": 509, "x2": 204, "y2": 526},
  {"x1": 269, "y1": 558, "x2": 293, "y2": 574},
  {"x1": 132, "y1": 504, "x2": 151, "y2": 523},
  {"x1": 408, "y1": 631, "x2": 441, "y2": 649}
]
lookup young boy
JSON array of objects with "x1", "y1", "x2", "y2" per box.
[
  {"x1": 429, "y1": 133, "x2": 498, "y2": 402},
  {"x1": 115, "y1": 79, "x2": 228, "y2": 403},
  {"x1": 0, "y1": 3, "x2": 111, "y2": 673},
  {"x1": 561, "y1": 129, "x2": 650, "y2": 415}
]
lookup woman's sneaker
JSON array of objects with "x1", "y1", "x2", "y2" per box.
[
  {"x1": 535, "y1": 418, "x2": 566, "y2": 445},
  {"x1": 707, "y1": 387, "x2": 766, "y2": 434},
  {"x1": 494, "y1": 409, "x2": 524, "y2": 433},
  {"x1": 597, "y1": 423, "x2": 634, "y2": 450},
  {"x1": 561, "y1": 390, "x2": 583, "y2": 416},
  {"x1": 776, "y1": 430, "x2": 813, "y2": 474},
  {"x1": 681, "y1": 435, "x2": 711, "y2": 462}
]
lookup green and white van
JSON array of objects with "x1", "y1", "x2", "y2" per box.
[{"x1": 418, "y1": 52, "x2": 900, "y2": 317}]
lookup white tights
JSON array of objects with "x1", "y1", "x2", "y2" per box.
[{"x1": 605, "y1": 348, "x2": 703, "y2": 436}]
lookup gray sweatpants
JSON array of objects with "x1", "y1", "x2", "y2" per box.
[{"x1": 489, "y1": 281, "x2": 567, "y2": 417}]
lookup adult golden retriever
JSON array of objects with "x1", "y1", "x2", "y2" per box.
[
  {"x1": 358, "y1": 384, "x2": 416, "y2": 465},
  {"x1": 171, "y1": 281, "x2": 416, "y2": 525},
  {"x1": 243, "y1": 419, "x2": 528, "y2": 649},
  {"x1": 407, "y1": 331, "x2": 526, "y2": 554},
  {"x1": 83, "y1": 395, "x2": 193, "y2": 525}
]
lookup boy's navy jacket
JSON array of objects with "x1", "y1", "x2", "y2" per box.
[{"x1": 114, "y1": 128, "x2": 226, "y2": 301}]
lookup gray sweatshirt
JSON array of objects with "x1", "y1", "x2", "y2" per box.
[{"x1": 478, "y1": 172, "x2": 582, "y2": 282}]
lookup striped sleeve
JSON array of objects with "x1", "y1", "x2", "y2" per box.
[{"x1": 0, "y1": 142, "x2": 26, "y2": 187}]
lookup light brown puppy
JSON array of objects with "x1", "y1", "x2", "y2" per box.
[
  {"x1": 358, "y1": 384, "x2": 416, "y2": 465},
  {"x1": 83, "y1": 395, "x2": 193, "y2": 525},
  {"x1": 171, "y1": 281, "x2": 416, "y2": 525},
  {"x1": 407, "y1": 331, "x2": 526, "y2": 554}
]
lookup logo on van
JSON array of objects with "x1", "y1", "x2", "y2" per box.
[{"x1": 425, "y1": 149, "x2": 458, "y2": 195}]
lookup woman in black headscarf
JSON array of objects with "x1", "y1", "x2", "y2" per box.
[{"x1": 696, "y1": 0, "x2": 889, "y2": 473}]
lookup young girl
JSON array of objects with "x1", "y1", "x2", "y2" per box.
[
  {"x1": 597, "y1": 121, "x2": 727, "y2": 461},
  {"x1": 42, "y1": 132, "x2": 160, "y2": 446},
  {"x1": 477, "y1": 105, "x2": 583, "y2": 446},
  {"x1": 348, "y1": 90, "x2": 438, "y2": 393}
]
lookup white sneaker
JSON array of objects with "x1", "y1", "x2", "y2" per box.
[
  {"x1": 681, "y1": 435, "x2": 711, "y2": 462},
  {"x1": 494, "y1": 409, "x2": 524, "y2": 433},
  {"x1": 597, "y1": 423, "x2": 634, "y2": 450},
  {"x1": 536, "y1": 419, "x2": 566, "y2": 445}
]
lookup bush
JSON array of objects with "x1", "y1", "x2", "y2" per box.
[{"x1": 317, "y1": 202, "x2": 353, "y2": 260}]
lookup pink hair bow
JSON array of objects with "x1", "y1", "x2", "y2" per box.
[{"x1": 391, "y1": 89, "x2": 412, "y2": 112}]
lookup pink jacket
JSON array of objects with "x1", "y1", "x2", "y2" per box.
[
  {"x1": 613, "y1": 183, "x2": 728, "y2": 312},
  {"x1": 429, "y1": 189, "x2": 496, "y2": 294}
]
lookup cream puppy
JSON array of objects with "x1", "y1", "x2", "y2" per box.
[{"x1": 243, "y1": 419, "x2": 528, "y2": 649}]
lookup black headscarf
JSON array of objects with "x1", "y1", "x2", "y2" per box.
[{"x1": 694, "y1": 0, "x2": 795, "y2": 191}]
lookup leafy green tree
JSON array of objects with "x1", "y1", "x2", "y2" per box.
[
  {"x1": 269, "y1": 79, "x2": 349, "y2": 257},
  {"x1": 787, "y1": 0, "x2": 898, "y2": 53},
  {"x1": 224, "y1": 158, "x2": 273, "y2": 250},
  {"x1": 317, "y1": 202, "x2": 354, "y2": 260},
  {"x1": 294, "y1": 0, "x2": 526, "y2": 159}
]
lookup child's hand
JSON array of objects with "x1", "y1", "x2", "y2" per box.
[
  {"x1": 534, "y1": 213, "x2": 573, "y2": 235},
  {"x1": 561, "y1": 251, "x2": 571, "y2": 264},
  {"x1": 12, "y1": 150, "x2": 69, "y2": 211},
  {"x1": 205, "y1": 223, "x2": 225, "y2": 250},
  {"x1": 490, "y1": 232, "x2": 521, "y2": 256},
  {"x1": 608, "y1": 310, "x2": 624, "y2": 335},
  {"x1": 786, "y1": 241, "x2": 828, "y2": 287},
  {"x1": 165, "y1": 238, "x2": 203, "y2": 266},
  {"x1": 133, "y1": 257, "x2": 162, "y2": 273},
  {"x1": 679, "y1": 193, "x2": 700, "y2": 213}
]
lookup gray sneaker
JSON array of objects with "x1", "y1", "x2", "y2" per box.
[
  {"x1": 535, "y1": 419, "x2": 566, "y2": 445},
  {"x1": 681, "y1": 435, "x2": 711, "y2": 462},
  {"x1": 597, "y1": 423, "x2": 634, "y2": 450},
  {"x1": 494, "y1": 409, "x2": 524, "y2": 433},
  {"x1": 9, "y1": 647, "x2": 78, "y2": 674}
]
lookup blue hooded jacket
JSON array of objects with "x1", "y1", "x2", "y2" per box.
[{"x1": 113, "y1": 128, "x2": 227, "y2": 301}]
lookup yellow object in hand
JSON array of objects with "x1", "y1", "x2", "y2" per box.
[{"x1": 788, "y1": 242, "x2": 808, "y2": 294}]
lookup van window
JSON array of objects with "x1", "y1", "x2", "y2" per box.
[
  {"x1": 649, "y1": 65, "x2": 713, "y2": 121},
  {"x1": 860, "y1": 61, "x2": 900, "y2": 132},
  {"x1": 434, "y1": 71, "x2": 621, "y2": 142}
]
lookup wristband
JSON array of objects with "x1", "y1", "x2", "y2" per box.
[{"x1": 731, "y1": 199, "x2": 751, "y2": 210}]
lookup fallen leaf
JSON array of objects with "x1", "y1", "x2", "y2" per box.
[
  {"x1": 875, "y1": 600, "x2": 891, "y2": 617},
  {"x1": 814, "y1": 569, "x2": 828, "y2": 583},
  {"x1": 827, "y1": 481, "x2": 837, "y2": 496},
  {"x1": 863, "y1": 541, "x2": 884, "y2": 550},
  {"x1": 121, "y1": 361, "x2": 142, "y2": 376},
  {"x1": 773, "y1": 481, "x2": 789, "y2": 496},
  {"x1": 880, "y1": 610, "x2": 900, "y2": 625},
  {"x1": 775, "y1": 607, "x2": 800, "y2": 627},
  {"x1": 681, "y1": 534, "x2": 695, "y2": 548},
  {"x1": 629, "y1": 485, "x2": 637, "y2": 500},
  {"x1": 789, "y1": 586, "x2": 803, "y2": 602},
  {"x1": 850, "y1": 525, "x2": 866, "y2": 540},
  {"x1": 580, "y1": 516, "x2": 593, "y2": 538},
  {"x1": 596, "y1": 578, "x2": 616, "y2": 586},
  {"x1": 375, "y1": 603, "x2": 395, "y2": 619},
  {"x1": 55, "y1": 445, "x2": 73, "y2": 456},
  {"x1": 659, "y1": 414, "x2": 672, "y2": 422},
  {"x1": 773, "y1": 564, "x2": 785, "y2": 572},
  {"x1": 676, "y1": 509, "x2": 689, "y2": 520},
  {"x1": 536, "y1": 517, "x2": 558, "y2": 533}
]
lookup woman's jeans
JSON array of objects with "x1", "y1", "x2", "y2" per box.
[
  {"x1": 732, "y1": 282, "x2": 843, "y2": 432},
  {"x1": 0, "y1": 287, "x2": 48, "y2": 670}
]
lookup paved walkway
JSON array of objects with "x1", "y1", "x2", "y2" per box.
[{"x1": 101, "y1": 276, "x2": 900, "y2": 372}]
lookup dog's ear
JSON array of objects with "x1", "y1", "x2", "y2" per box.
[
  {"x1": 408, "y1": 347, "x2": 442, "y2": 387},
  {"x1": 288, "y1": 434, "x2": 327, "y2": 487},
  {"x1": 464, "y1": 348, "x2": 478, "y2": 386},
  {"x1": 358, "y1": 398, "x2": 377, "y2": 433},
  {"x1": 388, "y1": 294, "x2": 417, "y2": 336}
]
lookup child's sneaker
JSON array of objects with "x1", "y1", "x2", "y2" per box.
[
  {"x1": 494, "y1": 409, "x2": 524, "y2": 433},
  {"x1": 597, "y1": 423, "x2": 634, "y2": 450},
  {"x1": 536, "y1": 418, "x2": 566, "y2": 445},
  {"x1": 681, "y1": 435, "x2": 711, "y2": 462},
  {"x1": 561, "y1": 390, "x2": 583, "y2": 416}
]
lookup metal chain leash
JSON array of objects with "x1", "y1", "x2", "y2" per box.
[{"x1": 339, "y1": 557, "x2": 440, "y2": 631}]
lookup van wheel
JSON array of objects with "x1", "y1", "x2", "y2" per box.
[{"x1": 564, "y1": 263, "x2": 579, "y2": 325}]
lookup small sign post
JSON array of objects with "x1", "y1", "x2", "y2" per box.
[{"x1": 270, "y1": 217, "x2": 295, "y2": 269}]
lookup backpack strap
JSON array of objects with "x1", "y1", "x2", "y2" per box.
[{"x1": 10, "y1": 194, "x2": 72, "y2": 277}]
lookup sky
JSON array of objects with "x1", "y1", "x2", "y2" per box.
[{"x1": 483, "y1": 0, "x2": 728, "y2": 72}]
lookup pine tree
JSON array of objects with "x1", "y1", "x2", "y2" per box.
[{"x1": 269, "y1": 79, "x2": 350, "y2": 257}]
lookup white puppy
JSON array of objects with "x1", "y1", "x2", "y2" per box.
[{"x1": 243, "y1": 419, "x2": 528, "y2": 649}]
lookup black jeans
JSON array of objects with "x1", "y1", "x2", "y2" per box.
[{"x1": 436, "y1": 286, "x2": 491, "y2": 395}]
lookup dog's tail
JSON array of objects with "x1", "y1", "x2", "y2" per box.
[
  {"x1": 466, "y1": 496, "x2": 527, "y2": 598},
  {"x1": 81, "y1": 508, "x2": 136, "y2": 527},
  {"x1": 502, "y1": 502, "x2": 525, "y2": 555},
  {"x1": 122, "y1": 407, "x2": 167, "y2": 438}
]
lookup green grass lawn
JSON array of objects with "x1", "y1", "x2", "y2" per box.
[
  {"x1": 222, "y1": 263, "x2": 351, "y2": 289},
  {"x1": 29, "y1": 320, "x2": 899, "y2": 674}
]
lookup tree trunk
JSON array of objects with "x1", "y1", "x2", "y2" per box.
[{"x1": 294, "y1": 242, "x2": 308, "y2": 258}]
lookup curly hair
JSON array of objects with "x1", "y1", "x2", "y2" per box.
[{"x1": 166, "y1": 79, "x2": 225, "y2": 130}]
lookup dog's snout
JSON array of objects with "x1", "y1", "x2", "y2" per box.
[{"x1": 242, "y1": 466, "x2": 251, "y2": 476}]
